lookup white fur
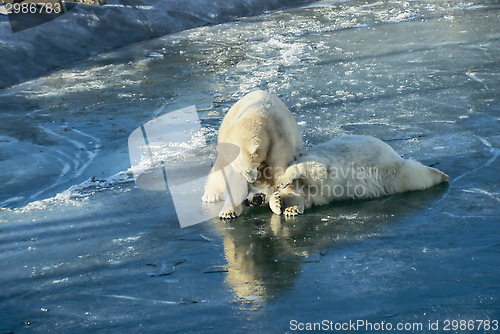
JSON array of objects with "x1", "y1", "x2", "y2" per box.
[
  {"x1": 273, "y1": 135, "x2": 448, "y2": 216},
  {"x1": 202, "y1": 90, "x2": 302, "y2": 218}
]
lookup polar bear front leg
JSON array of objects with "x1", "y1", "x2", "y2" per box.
[
  {"x1": 277, "y1": 164, "x2": 301, "y2": 190},
  {"x1": 218, "y1": 165, "x2": 247, "y2": 219},
  {"x1": 281, "y1": 187, "x2": 305, "y2": 216},
  {"x1": 269, "y1": 191, "x2": 282, "y2": 215},
  {"x1": 202, "y1": 171, "x2": 224, "y2": 202}
]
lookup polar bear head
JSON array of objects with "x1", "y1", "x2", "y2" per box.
[{"x1": 218, "y1": 135, "x2": 268, "y2": 184}]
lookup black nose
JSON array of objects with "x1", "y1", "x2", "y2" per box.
[
  {"x1": 251, "y1": 193, "x2": 265, "y2": 207},
  {"x1": 244, "y1": 198, "x2": 251, "y2": 207}
]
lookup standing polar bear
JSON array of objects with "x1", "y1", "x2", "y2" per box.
[
  {"x1": 262, "y1": 135, "x2": 448, "y2": 216},
  {"x1": 202, "y1": 90, "x2": 302, "y2": 218}
]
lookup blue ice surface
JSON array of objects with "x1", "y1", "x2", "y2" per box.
[{"x1": 1, "y1": 0, "x2": 500, "y2": 332}]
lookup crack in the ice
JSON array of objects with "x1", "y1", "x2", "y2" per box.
[
  {"x1": 431, "y1": 136, "x2": 500, "y2": 214},
  {"x1": 101, "y1": 294, "x2": 178, "y2": 304}
]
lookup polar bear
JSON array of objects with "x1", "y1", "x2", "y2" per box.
[
  {"x1": 254, "y1": 135, "x2": 448, "y2": 216},
  {"x1": 202, "y1": 90, "x2": 302, "y2": 218}
]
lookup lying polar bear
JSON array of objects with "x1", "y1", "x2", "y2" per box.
[
  {"x1": 202, "y1": 90, "x2": 302, "y2": 218},
  {"x1": 249, "y1": 135, "x2": 449, "y2": 216}
]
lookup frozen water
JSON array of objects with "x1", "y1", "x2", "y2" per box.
[{"x1": 1, "y1": 0, "x2": 499, "y2": 332}]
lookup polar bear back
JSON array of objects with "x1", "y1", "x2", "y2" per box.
[
  {"x1": 218, "y1": 90, "x2": 302, "y2": 150},
  {"x1": 306, "y1": 135, "x2": 403, "y2": 169}
]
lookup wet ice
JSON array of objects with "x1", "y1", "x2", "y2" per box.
[{"x1": 1, "y1": 0, "x2": 500, "y2": 332}]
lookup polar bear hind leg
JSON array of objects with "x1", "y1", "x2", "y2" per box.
[{"x1": 390, "y1": 159, "x2": 448, "y2": 193}]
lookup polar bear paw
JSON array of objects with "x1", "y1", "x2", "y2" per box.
[
  {"x1": 269, "y1": 191, "x2": 282, "y2": 215},
  {"x1": 283, "y1": 205, "x2": 303, "y2": 216},
  {"x1": 219, "y1": 209, "x2": 239, "y2": 219},
  {"x1": 219, "y1": 205, "x2": 243, "y2": 219},
  {"x1": 202, "y1": 191, "x2": 224, "y2": 203}
]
